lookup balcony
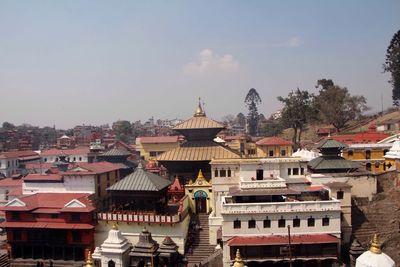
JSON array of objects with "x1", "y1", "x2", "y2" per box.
[
  {"x1": 221, "y1": 196, "x2": 341, "y2": 214},
  {"x1": 97, "y1": 195, "x2": 189, "y2": 224},
  {"x1": 240, "y1": 177, "x2": 286, "y2": 189}
]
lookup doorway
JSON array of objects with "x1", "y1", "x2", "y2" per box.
[{"x1": 194, "y1": 190, "x2": 208, "y2": 213}]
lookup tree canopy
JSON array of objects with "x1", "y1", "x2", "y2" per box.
[
  {"x1": 277, "y1": 89, "x2": 315, "y2": 148},
  {"x1": 244, "y1": 88, "x2": 262, "y2": 136},
  {"x1": 314, "y1": 81, "x2": 369, "y2": 132},
  {"x1": 384, "y1": 29, "x2": 400, "y2": 106}
]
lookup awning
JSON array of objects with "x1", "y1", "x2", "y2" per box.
[
  {"x1": 228, "y1": 234, "x2": 339, "y2": 246},
  {"x1": 0, "y1": 221, "x2": 94, "y2": 230}
]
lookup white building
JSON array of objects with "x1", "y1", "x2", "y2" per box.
[{"x1": 209, "y1": 157, "x2": 341, "y2": 267}]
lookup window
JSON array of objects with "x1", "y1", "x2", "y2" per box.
[
  {"x1": 72, "y1": 231, "x2": 81, "y2": 243},
  {"x1": 233, "y1": 219, "x2": 241, "y2": 229},
  {"x1": 293, "y1": 218, "x2": 300, "y2": 228},
  {"x1": 278, "y1": 218, "x2": 286, "y2": 228},
  {"x1": 44, "y1": 158, "x2": 48, "y2": 162},
  {"x1": 11, "y1": 212, "x2": 20, "y2": 221},
  {"x1": 149, "y1": 151, "x2": 157, "y2": 157},
  {"x1": 73, "y1": 157, "x2": 76, "y2": 161},
  {"x1": 383, "y1": 149, "x2": 389, "y2": 156},
  {"x1": 263, "y1": 218, "x2": 271, "y2": 228},
  {"x1": 281, "y1": 150, "x2": 286, "y2": 156},
  {"x1": 300, "y1": 168, "x2": 304, "y2": 175},
  {"x1": 227, "y1": 169, "x2": 231, "y2": 177},
  {"x1": 108, "y1": 260, "x2": 116, "y2": 267},
  {"x1": 366, "y1": 163, "x2": 372, "y2": 171},
  {"x1": 322, "y1": 217, "x2": 330, "y2": 226},
  {"x1": 214, "y1": 169, "x2": 219, "y2": 177},
  {"x1": 51, "y1": 214, "x2": 58, "y2": 219},
  {"x1": 97, "y1": 186, "x2": 101, "y2": 197},
  {"x1": 375, "y1": 162, "x2": 380, "y2": 169},
  {"x1": 307, "y1": 217, "x2": 315, "y2": 227},
  {"x1": 348, "y1": 150, "x2": 353, "y2": 157},
  {"x1": 287, "y1": 168, "x2": 291, "y2": 175},
  {"x1": 248, "y1": 219, "x2": 256, "y2": 229},
  {"x1": 336, "y1": 191, "x2": 344, "y2": 199},
  {"x1": 256, "y1": 169, "x2": 263, "y2": 180},
  {"x1": 71, "y1": 213, "x2": 81, "y2": 222},
  {"x1": 269, "y1": 150, "x2": 274, "y2": 157},
  {"x1": 365, "y1": 150, "x2": 371, "y2": 160},
  {"x1": 220, "y1": 169, "x2": 226, "y2": 177},
  {"x1": 293, "y1": 168, "x2": 299, "y2": 175},
  {"x1": 79, "y1": 157, "x2": 82, "y2": 161}
]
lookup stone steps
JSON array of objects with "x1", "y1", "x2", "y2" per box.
[{"x1": 0, "y1": 253, "x2": 9, "y2": 267}]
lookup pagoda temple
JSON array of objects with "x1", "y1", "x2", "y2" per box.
[{"x1": 157, "y1": 101, "x2": 241, "y2": 179}]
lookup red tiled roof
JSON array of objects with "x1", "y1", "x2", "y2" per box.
[
  {"x1": 168, "y1": 176, "x2": 184, "y2": 192},
  {"x1": 331, "y1": 132, "x2": 389, "y2": 144},
  {"x1": 64, "y1": 162, "x2": 122, "y2": 175},
  {"x1": 40, "y1": 147, "x2": 90, "y2": 156},
  {"x1": 7, "y1": 187, "x2": 22, "y2": 197},
  {"x1": 0, "y1": 178, "x2": 23, "y2": 187},
  {"x1": 25, "y1": 162, "x2": 56, "y2": 170},
  {"x1": 2, "y1": 192, "x2": 94, "y2": 213},
  {"x1": 139, "y1": 136, "x2": 180, "y2": 144},
  {"x1": 0, "y1": 151, "x2": 39, "y2": 159},
  {"x1": 0, "y1": 221, "x2": 94, "y2": 230},
  {"x1": 228, "y1": 234, "x2": 338, "y2": 246},
  {"x1": 23, "y1": 173, "x2": 63, "y2": 182},
  {"x1": 256, "y1": 137, "x2": 293, "y2": 146}
]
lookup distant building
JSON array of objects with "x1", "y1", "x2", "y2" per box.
[
  {"x1": 255, "y1": 136, "x2": 293, "y2": 157},
  {"x1": 0, "y1": 151, "x2": 40, "y2": 177},
  {"x1": 57, "y1": 135, "x2": 76, "y2": 149},
  {"x1": 40, "y1": 147, "x2": 90, "y2": 163}
]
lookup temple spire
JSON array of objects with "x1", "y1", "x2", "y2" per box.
[
  {"x1": 85, "y1": 251, "x2": 94, "y2": 267},
  {"x1": 369, "y1": 234, "x2": 382, "y2": 254},
  {"x1": 194, "y1": 98, "x2": 206, "y2": 117},
  {"x1": 233, "y1": 249, "x2": 244, "y2": 267}
]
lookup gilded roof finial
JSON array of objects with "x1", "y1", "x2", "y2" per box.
[
  {"x1": 194, "y1": 98, "x2": 206, "y2": 117},
  {"x1": 233, "y1": 249, "x2": 244, "y2": 267},
  {"x1": 369, "y1": 234, "x2": 382, "y2": 254},
  {"x1": 85, "y1": 251, "x2": 94, "y2": 267},
  {"x1": 112, "y1": 222, "x2": 118, "y2": 230},
  {"x1": 197, "y1": 169, "x2": 205, "y2": 180}
]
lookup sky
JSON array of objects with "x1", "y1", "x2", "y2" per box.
[{"x1": 1, "y1": 0, "x2": 400, "y2": 129}]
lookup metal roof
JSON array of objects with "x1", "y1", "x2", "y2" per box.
[
  {"x1": 173, "y1": 116, "x2": 224, "y2": 130},
  {"x1": 156, "y1": 141, "x2": 241, "y2": 161},
  {"x1": 107, "y1": 163, "x2": 171, "y2": 192},
  {"x1": 100, "y1": 148, "x2": 131, "y2": 157},
  {"x1": 308, "y1": 156, "x2": 360, "y2": 170},
  {"x1": 315, "y1": 139, "x2": 347, "y2": 150}
]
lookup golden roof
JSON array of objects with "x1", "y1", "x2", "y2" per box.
[
  {"x1": 156, "y1": 141, "x2": 241, "y2": 161},
  {"x1": 85, "y1": 251, "x2": 94, "y2": 267},
  {"x1": 369, "y1": 234, "x2": 382, "y2": 254},
  {"x1": 233, "y1": 249, "x2": 244, "y2": 267},
  {"x1": 112, "y1": 222, "x2": 118, "y2": 230},
  {"x1": 173, "y1": 116, "x2": 224, "y2": 130},
  {"x1": 194, "y1": 100, "x2": 206, "y2": 117},
  {"x1": 186, "y1": 169, "x2": 211, "y2": 187}
]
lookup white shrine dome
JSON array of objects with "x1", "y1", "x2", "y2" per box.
[{"x1": 356, "y1": 235, "x2": 395, "y2": 267}]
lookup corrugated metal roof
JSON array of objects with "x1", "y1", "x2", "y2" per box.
[
  {"x1": 156, "y1": 141, "x2": 241, "y2": 161},
  {"x1": 315, "y1": 139, "x2": 347, "y2": 150},
  {"x1": 173, "y1": 116, "x2": 224, "y2": 130},
  {"x1": 100, "y1": 148, "x2": 131, "y2": 157},
  {"x1": 108, "y1": 163, "x2": 171, "y2": 192},
  {"x1": 308, "y1": 156, "x2": 360, "y2": 170}
]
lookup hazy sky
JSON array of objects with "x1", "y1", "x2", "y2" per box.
[{"x1": 1, "y1": 1, "x2": 400, "y2": 129}]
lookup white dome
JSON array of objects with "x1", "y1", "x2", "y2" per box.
[{"x1": 356, "y1": 250, "x2": 395, "y2": 267}]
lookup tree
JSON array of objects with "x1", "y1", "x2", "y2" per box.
[
  {"x1": 112, "y1": 120, "x2": 133, "y2": 143},
  {"x1": 277, "y1": 89, "x2": 315, "y2": 148},
  {"x1": 221, "y1": 114, "x2": 236, "y2": 127},
  {"x1": 384, "y1": 30, "x2": 400, "y2": 106},
  {"x1": 314, "y1": 82, "x2": 369, "y2": 132},
  {"x1": 2, "y1": 122, "x2": 15, "y2": 130},
  {"x1": 244, "y1": 88, "x2": 262, "y2": 136},
  {"x1": 236, "y1": 113, "x2": 246, "y2": 127}
]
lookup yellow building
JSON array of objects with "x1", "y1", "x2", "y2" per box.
[
  {"x1": 135, "y1": 136, "x2": 181, "y2": 161},
  {"x1": 255, "y1": 136, "x2": 293, "y2": 157},
  {"x1": 185, "y1": 170, "x2": 213, "y2": 214},
  {"x1": 222, "y1": 135, "x2": 257, "y2": 156},
  {"x1": 342, "y1": 143, "x2": 392, "y2": 173}
]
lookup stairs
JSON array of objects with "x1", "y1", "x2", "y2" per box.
[
  {"x1": 0, "y1": 252, "x2": 9, "y2": 267},
  {"x1": 185, "y1": 214, "x2": 216, "y2": 267}
]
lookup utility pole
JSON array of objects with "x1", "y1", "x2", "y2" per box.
[{"x1": 288, "y1": 225, "x2": 293, "y2": 267}]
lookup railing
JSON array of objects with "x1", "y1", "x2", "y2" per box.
[
  {"x1": 240, "y1": 177, "x2": 286, "y2": 189},
  {"x1": 97, "y1": 195, "x2": 189, "y2": 224},
  {"x1": 221, "y1": 197, "x2": 341, "y2": 214}
]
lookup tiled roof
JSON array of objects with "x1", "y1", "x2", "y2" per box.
[
  {"x1": 331, "y1": 132, "x2": 389, "y2": 145},
  {"x1": 256, "y1": 137, "x2": 293, "y2": 146},
  {"x1": 64, "y1": 162, "x2": 122, "y2": 175},
  {"x1": 228, "y1": 234, "x2": 339, "y2": 246},
  {"x1": 156, "y1": 141, "x2": 241, "y2": 161},
  {"x1": 100, "y1": 148, "x2": 131, "y2": 157},
  {"x1": 168, "y1": 176, "x2": 184, "y2": 192},
  {"x1": 0, "y1": 150, "x2": 39, "y2": 159},
  {"x1": 2, "y1": 192, "x2": 94, "y2": 212},
  {"x1": 108, "y1": 163, "x2": 171, "y2": 192},
  {"x1": 23, "y1": 173, "x2": 63, "y2": 182},
  {"x1": 138, "y1": 136, "x2": 180, "y2": 144},
  {"x1": 40, "y1": 147, "x2": 90, "y2": 156},
  {"x1": 0, "y1": 221, "x2": 94, "y2": 229},
  {"x1": 173, "y1": 116, "x2": 224, "y2": 130},
  {"x1": 0, "y1": 177, "x2": 23, "y2": 187}
]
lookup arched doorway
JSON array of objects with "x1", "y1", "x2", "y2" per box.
[
  {"x1": 194, "y1": 190, "x2": 207, "y2": 213},
  {"x1": 108, "y1": 259, "x2": 115, "y2": 267}
]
